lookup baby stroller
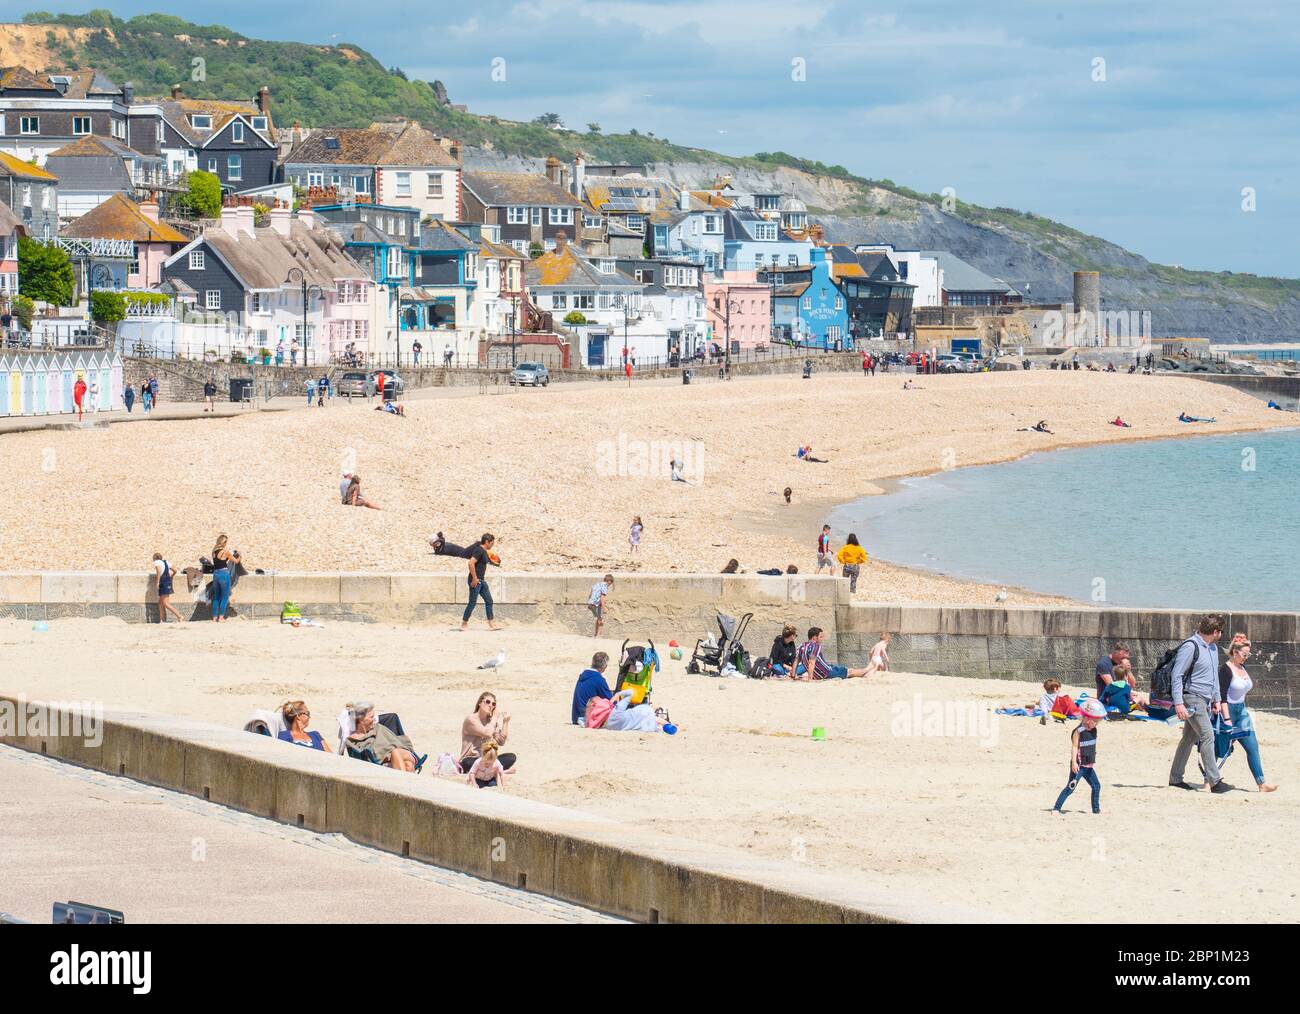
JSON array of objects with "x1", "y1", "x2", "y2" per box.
[
  {"x1": 616, "y1": 638, "x2": 659, "y2": 705},
  {"x1": 686, "y1": 611, "x2": 753, "y2": 676}
]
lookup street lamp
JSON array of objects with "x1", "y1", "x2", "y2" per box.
[
  {"x1": 709, "y1": 295, "x2": 743, "y2": 379},
  {"x1": 613, "y1": 294, "x2": 639, "y2": 382},
  {"x1": 284, "y1": 267, "x2": 323, "y2": 367},
  {"x1": 510, "y1": 293, "x2": 519, "y2": 368}
]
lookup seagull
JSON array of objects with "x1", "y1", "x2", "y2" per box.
[
  {"x1": 995, "y1": 587, "x2": 1008, "y2": 603},
  {"x1": 478, "y1": 650, "x2": 506, "y2": 670}
]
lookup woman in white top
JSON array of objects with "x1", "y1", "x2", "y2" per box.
[{"x1": 1214, "y1": 635, "x2": 1276, "y2": 792}]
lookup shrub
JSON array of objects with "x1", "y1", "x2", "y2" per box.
[
  {"x1": 17, "y1": 236, "x2": 75, "y2": 306},
  {"x1": 12, "y1": 294, "x2": 35, "y2": 330},
  {"x1": 89, "y1": 290, "x2": 126, "y2": 323},
  {"x1": 563, "y1": 311, "x2": 588, "y2": 325}
]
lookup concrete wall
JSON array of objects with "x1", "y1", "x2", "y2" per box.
[
  {"x1": 0, "y1": 693, "x2": 985, "y2": 923},
  {"x1": 6, "y1": 572, "x2": 1298, "y2": 713},
  {"x1": 1188, "y1": 373, "x2": 1300, "y2": 412}
]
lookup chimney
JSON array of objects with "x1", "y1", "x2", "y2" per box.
[
  {"x1": 298, "y1": 208, "x2": 316, "y2": 231},
  {"x1": 572, "y1": 154, "x2": 585, "y2": 198},
  {"x1": 236, "y1": 205, "x2": 255, "y2": 237},
  {"x1": 220, "y1": 206, "x2": 240, "y2": 236},
  {"x1": 545, "y1": 156, "x2": 562, "y2": 186},
  {"x1": 171, "y1": 84, "x2": 183, "y2": 100},
  {"x1": 559, "y1": 163, "x2": 570, "y2": 192},
  {"x1": 123, "y1": 81, "x2": 134, "y2": 106},
  {"x1": 678, "y1": 187, "x2": 690, "y2": 212},
  {"x1": 139, "y1": 201, "x2": 160, "y2": 223},
  {"x1": 269, "y1": 205, "x2": 292, "y2": 237},
  {"x1": 257, "y1": 86, "x2": 270, "y2": 115}
]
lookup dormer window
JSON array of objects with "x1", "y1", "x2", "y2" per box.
[
  {"x1": 251, "y1": 116, "x2": 268, "y2": 132},
  {"x1": 191, "y1": 114, "x2": 213, "y2": 130},
  {"x1": 598, "y1": 259, "x2": 615, "y2": 274}
]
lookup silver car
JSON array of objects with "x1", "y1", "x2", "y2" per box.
[{"x1": 510, "y1": 362, "x2": 550, "y2": 387}]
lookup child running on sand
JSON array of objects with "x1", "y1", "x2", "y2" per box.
[
  {"x1": 865, "y1": 632, "x2": 891, "y2": 675},
  {"x1": 1052, "y1": 699, "x2": 1107, "y2": 814},
  {"x1": 466, "y1": 740, "x2": 510, "y2": 789}
]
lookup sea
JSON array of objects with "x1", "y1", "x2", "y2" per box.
[
  {"x1": 831, "y1": 429, "x2": 1300, "y2": 612},
  {"x1": 1234, "y1": 347, "x2": 1300, "y2": 362}
]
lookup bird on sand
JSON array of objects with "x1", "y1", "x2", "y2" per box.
[
  {"x1": 994, "y1": 587, "x2": 1008, "y2": 603},
  {"x1": 478, "y1": 650, "x2": 507, "y2": 670}
]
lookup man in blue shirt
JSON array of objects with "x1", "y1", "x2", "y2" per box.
[
  {"x1": 1169, "y1": 614, "x2": 1234, "y2": 793},
  {"x1": 572, "y1": 651, "x2": 613, "y2": 725}
]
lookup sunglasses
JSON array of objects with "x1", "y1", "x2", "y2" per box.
[{"x1": 483, "y1": 700, "x2": 497, "y2": 707}]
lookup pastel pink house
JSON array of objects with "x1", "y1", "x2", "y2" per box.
[
  {"x1": 704, "y1": 272, "x2": 771, "y2": 348},
  {"x1": 60, "y1": 194, "x2": 188, "y2": 289}
]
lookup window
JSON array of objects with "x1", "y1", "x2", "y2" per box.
[
  {"x1": 207, "y1": 158, "x2": 218, "y2": 173},
  {"x1": 252, "y1": 116, "x2": 268, "y2": 132},
  {"x1": 295, "y1": 324, "x2": 315, "y2": 344},
  {"x1": 395, "y1": 172, "x2": 411, "y2": 197},
  {"x1": 704, "y1": 215, "x2": 721, "y2": 234},
  {"x1": 73, "y1": 116, "x2": 91, "y2": 135},
  {"x1": 386, "y1": 248, "x2": 404, "y2": 277},
  {"x1": 191, "y1": 115, "x2": 213, "y2": 130},
  {"x1": 787, "y1": 254, "x2": 797, "y2": 267},
  {"x1": 573, "y1": 293, "x2": 594, "y2": 310},
  {"x1": 509, "y1": 239, "x2": 529, "y2": 255},
  {"x1": 189, "y1": 250, "x2": 205, "y2": 270},
  {"x1": 584, "y1": 213, "x2": 601, "y2": 228},
  {"x1": 251, "y1": 292, "x2": 271, "y2": 314},
  {"x1": 552, "y1": 293, "x2": 567, "y2": 309},
  {"x1": 530, "y1": 207, "x2": 542, "y2": 226},
  {"x1": 827, "y1": 326, "x2": 842, "y2": 343},
  {"x1": 834, "y1": 296, "x2": 843, "y2": 310},
  {"x1": 352, "y1": 175, "x2": 370, "y2": 194},
  {"x1": 156, "y1": 120, "x2": 165, "y2": 143},
  {"x1": 427, "y1": 173, "x2": 443, "y2": 198},
  {"x1": 898, "y1": 261, "x2": 909, "y2": 280},
  {"x1": 331, "y1": 174, "x2": 341, "y2": 187},
  {"x1": 20, "y1": 116, "x2": 38, "y2": 134},
  {"x1": 507, "y1": 206, "x2": 528, "y2": 225},
  {"x1": 625, "y1": 214, "x2": 645, "y2": 233},
  {"x1": 227, "y1": 155, "x2": 242, "y2": 181},
  {"x1": 41, "y1": 187, "x2": 49, "y2": 210},
  {"x1": 205, "y1": 290, "x2": 221, "y2": 309},
  {"x1": 802, "y1": 296, "x2": 812, "y2": 310},
  {"x1": 598, "y1": 292, "x2": 612, "y2": 310},
  {"x1": 754, "y1": 223, "x2": 777, "y2": 241},
  {"x1": 548, "y1": 206, "x2": 573, "y2": 225},
  {"x1": 635, "y1": 269, "x2": 653, "y2": 284},
  {"x1": 598, "y1": 259, "x2": 615, "y2": 274},
  {"x1": 113, "y1": 120, "x2": 126, "y2": 140},
  {"x1": 308, "y1": 171, "x2": 323, "y2": 188},
  {"x1": 232, "y1": 121, "x2": 244, "y2": 143}
]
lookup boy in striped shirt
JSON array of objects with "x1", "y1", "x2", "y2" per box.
[{"x1": 795, "y1": 628, "x2": 871, "y2": 680}]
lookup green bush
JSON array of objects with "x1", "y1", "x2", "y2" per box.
[
  {"x1": 12, "y1": 294, "x2": 34, "y2": 330},
  {"x1": 89, "y1": 290, "x2": 127, "y2": 323},
  {"x1": 563, "y1": 311, "x2": 588, "y2": 325},
  {"x1": 175, "y1": 171, "x2": 222, "y2": 219},
  {"x1": 18, "y1": 236, "x2": 75, "y2": 306}
]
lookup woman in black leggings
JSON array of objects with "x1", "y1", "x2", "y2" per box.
[{"x1": 460, "y1": 691, "x2": 517, "y2": 773}]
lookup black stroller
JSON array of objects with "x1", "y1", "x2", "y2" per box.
[{"x1": 686, "y1": 611, "x2": 753, "y2": 676}]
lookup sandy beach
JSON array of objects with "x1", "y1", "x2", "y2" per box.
[
  {"x1": 5, "y1": 616, "x2": 1297, "y2": 923},
  {"x1": 5, "y1": 370, "x2": 1293, "y2": 605}
]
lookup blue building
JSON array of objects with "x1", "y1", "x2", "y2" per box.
[{"x1": 769, "y1": 247, "x2": 850, "y2": 349}]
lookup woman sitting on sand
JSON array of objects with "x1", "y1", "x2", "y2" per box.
[
  {"x1": 796, "y1": 444, "x2": 829, "y2": 463},
  {"x1": 721, "y1": 559, "x2": 742, "y2": 574},
  {"x1": 342, "y1": 474, "x2": 381, "y2": 510},
  {"x1": 768, "y1": 623, "x2": 804, "y2": 678},
  {"x1": 460, "y1": 692, "x2": 516, "y2": 775},
  {"x1": 344, "y1": 702, "x2": 418, "y2": 772},
  {"x1": 277, "y1": 700, "x2": 332, "y2": 752}
]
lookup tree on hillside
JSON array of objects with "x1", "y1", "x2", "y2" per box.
[
  {"x1": 533, "y1": 112, "x2": 563, "y2": 128},
  {"x1": 18, "y1": 237, "x2": 75, "y2": 306},
  {"x1": 586, "y1": 122, "x2": 601, "y2": 133}
]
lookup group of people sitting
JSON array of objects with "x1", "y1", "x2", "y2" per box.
[
  {"x1": 340, "y1": 472, "x2": 380, "y2": 509},
  {"x1": 765, "y1": 626, "x2": 891, "y2": 680},
  {"x1": 262, "y1": 694, "x2": 518, "y2": 789},
  {"x1": 570, "y1": 651, "x2": 668, "y2": 731}
]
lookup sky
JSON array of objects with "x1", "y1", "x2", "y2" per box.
[{"x1": 4, "y1": 1, "x2": 1298, "y2": 276}]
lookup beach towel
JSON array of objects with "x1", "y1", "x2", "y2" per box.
[
  {"x1": 336, "y1": 708, "x2": 356, "y2": 755},
  {"x1": 243, "y1": 709, "x2": 288, "y2": 737},
  {"x1": 584, "y1": 696, "x2": 613, "y2": 729}
]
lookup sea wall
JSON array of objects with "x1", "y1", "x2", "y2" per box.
[
  {"x1": 1187, "y1": 373, "x2": 1300, "y2": 411},
  {"x1": 3, "y1": 572, "x2": 1296, "y2": 714}
]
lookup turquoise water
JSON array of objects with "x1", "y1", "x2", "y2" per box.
[
  {"x1": 831, "y1": 429, "x2": 1300, "y2": 611},
  {"x1": 1236, "y1": 347, "x2": 1300, "y2": 361}
]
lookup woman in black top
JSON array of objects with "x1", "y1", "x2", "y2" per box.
[{"x1": 769, "y1": 624, "x2": 799, "y2": 677}]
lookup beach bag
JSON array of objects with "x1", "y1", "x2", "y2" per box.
[
  {"x1": 1149, "y1": 638, "x2": 1199, "y2": 712},
  {"x1": 280, "y1": 601, "x2": 303, "y2": 624},
  {"x1": 749, "y1": 656, "x2": 774, "y2": 679}
]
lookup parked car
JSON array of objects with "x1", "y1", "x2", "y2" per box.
[
  {"x1": 936, "y1": 354, "x2": 975, "y2": 374},
  {"x1": 510, "y1": 362, "x2": 551, "y2": 387},
  {"x1": 368, "y1": 370, "x2": 405, "y2": 396},
  {"x1": 336, "y1": 371, "x2": 375, "y2": 399}
]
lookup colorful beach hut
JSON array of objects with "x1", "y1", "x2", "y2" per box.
[
  {"x1": 60, "y1": 353, "x2": 73, "y2": 413},
  {"x1": 7, "y1": 361, "x2": 20, "y2": 415},
  {"x1": 21, "y1": 359, "x2": 35, "y2": 415},
  {"x1": 44, "y1": 356, "x2": 59, "y2": 414},
  {"x1": 97, "y1": 352, "x2": 112, "y2": 411},
  {"x1": 0, "y1": 355, "x2": 9, "y2": 415},
  {"x1": 33, "y1": 355, "x2": 48, "y2": 415},
  {"x1": 110, "y1": 351, "x2": 123, "y2": 408}
]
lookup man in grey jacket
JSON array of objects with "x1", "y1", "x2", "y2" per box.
[{"x1": 1169, "y1": 614, "x2": 1234, "y2": 793}]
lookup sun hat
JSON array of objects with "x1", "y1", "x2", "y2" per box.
[{"x1": 1080, "y1": 698, "x2": 1107, "y2": 719}]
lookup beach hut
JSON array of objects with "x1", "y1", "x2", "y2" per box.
[
  {"x1": 59, "y1": 353, "x2": 74, "y2": 413},
  {"x1": 93, "y1": 352, "x2": 111, "y2": 412},
  {"x1": 33, "y1": 355, "x2": 48, "y2": 415},
  {"x1": 110, "y1": 351, "x2": 124, "y2": 408},
  {"x1": 21, "y1": 359, "x2": 36, "y2": 415},
  {"x1": 7, "y1": 362, "x2": 20, "y2": 416},
  {"x1": 44, "y1": 356, "x2": 59, "y2": 414},
  {"x1": 0, "y1": 355, "x2": 9, "y2": 416}
]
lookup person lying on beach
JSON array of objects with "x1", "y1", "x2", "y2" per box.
[
  {"x1": 342, "y1": 475, "x2": 381, "y2": 509},
  {"x1": 430, "y1": 532, "x2": 503, "y2": 565},
  {"x1": 794, "y1": 627, "x2": 870, "y2": 680},
  {"x1": 902, "y1": 379, "x2": 923, "y2": 389},
  {"x1": 1178, "y1": 412, "x2": 1216, "y2": 423},
  {"x1": 603, "y1": 688, "x2": 665, "y2": 732},
  {"x1": 375, "y1": 401, "x2": 406, "y2": 416},
  {"x1": 1016, "y1": 420, "x2": 1054, "y2": 434},
  {"x1": 796, "y1": 445, "x2": 829, "y2": 463},
  {"x1": 1110, "y1": 417, "x2": 1131, "y2": 427}
]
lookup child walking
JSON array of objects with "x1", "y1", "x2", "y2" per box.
[
  {"x1": 1052, "y1": 698, "x2": 1107, "y2": 814},
  {"x1": 629, "y1": 516, "x2": 643, "y2": 554}
]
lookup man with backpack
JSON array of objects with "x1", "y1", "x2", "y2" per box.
[{"x1": 1167, "y1": 614, "x2": 1234, "y2": 793}]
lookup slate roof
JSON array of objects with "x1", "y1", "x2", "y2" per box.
[
  {"x1": 0, "y1": 66, "x2": 57, "y2": 91},
  {"x1": 48, "y1": 136, "x2": 149, "y2": 160},
  {"x1": 417, "y1": 218, "x2": 478, "y2": 251},
  {"x1": 150, "y1": 98, "x2": 271, "y2": 147},
  {"x1": 0, "y1": 199, "x2": 23, "y2": 234},
  {"x1": 285, "y1": 128, "x2": 396, "y2": 166},
  {"x1": 61, "y1": 193, "x2": 187, "y2": 244},
  {"x1": 919, "y1": 250, "x2": 1019, "y2": 295},
  {"x1": 463, "y1": 171, "x2": 583, "y2": 207},
  {"x1": 379, "y1": 123, "x2": 460, "y2": 168}
]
